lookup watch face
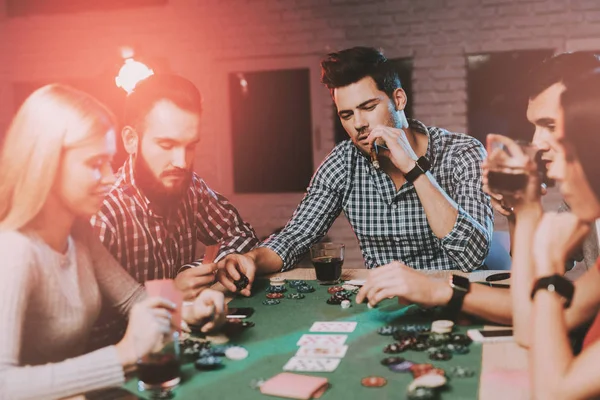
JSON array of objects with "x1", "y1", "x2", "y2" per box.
[
  {"x1": 451, "y1": 275, "x2": 470, "y2": 291},
  {"x1": 417, "y1": 156, "x2": 431, "y2": 171}
]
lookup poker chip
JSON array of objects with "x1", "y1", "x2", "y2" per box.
[
  {"x1": 380, "y1": 356, "x2": 405, "y2": 366},
  {"x1": 194, "y1": 356, "x2": 223, "y2": 370},
  {"x1": 448, "y1": 366, "x2": 475, "y2": 378},
  {"x1": 426, "y1": 368, "x2": 446, "y2": 377},
  {"x1": 408, "y1": 373, "x2": 447, "y2": 391},
  {"x1": 361, "y1": 376, "x2": 387, "y2": 387},
  {"x1": 429, "y1": 349, "x2": 453, "y2": 361},
  {"x1": 234, "y1": 274, "x2": 250, "y2": 292},
  {"x1": 400, "y1": 324, "x2": 430, "y2": 333},
  {"x1": 241, "y1": 320, "x2": 255, "y2": 328},
  {"x1": 296, "y1": 284, "x2": 315, "y2": 293},
  {"x1": 266, "y1": 285, "x2": 287, "y2": 294},
  {"x1": 388, "y1": 360, "x2": 415, "y2": 372},
  {"x1": 341, "y1": 300, "x2": 351, "y2": 309},
  {"x1": 266, "y1": 292, "x2": 284, "y2": 299},
  {"x1": 286, "y1": 293, "x2": 305, "y2": 299},
  {"x1": 431, "y1": 320, "x2": 454, "y2": 334},
  {"x1": 446, "y1": 343, "x2": 470, "y2": 354},
  {"x1": 427, "y1": 333, "x2": 451, "y2": 346},
  {"x1": 377, "y1": 326, "x2": 398, "y2": 336},
  {"x1": 269, "y1": 277, "x2": 286, "y2": 284},
  {"x1": 383, "y1": 343, "x2": 408, "y2": 354},
  {"x1": 208, "y1": 344, "x2": 233, "y2": 356},
  {"x1": 450, "y1": 333, "x2": 473, "y2": 346},
  {"x1": 342, "y1": 284, "x2": 359, "y2": 292},
  {"x1": 225, "y1": 346, "x2": 249, "y2": 360},
  {"x1": 288, "y1": 280, "x2": 304, "y2": 288},
  {"x1": 327, "y1": 286, "x2": 345, "y2": 294},
  {"x1": 262, "y1": 299, "x2": 281, "y2": 305},
  {"x1": 406, "y1": 386, "x2": 438, "y2": 400},
  {"x1": 409, "y1": 363, "x2": 434, "y2": 378},
  {"x1": 411, "y1": 342, "x2": 429, "y2": 352}
]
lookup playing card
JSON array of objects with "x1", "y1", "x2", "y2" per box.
[
  {"x1": 309, "y1": 321, "x2": 357, "y2": 333},
  {"x1": 145, "y1": 279, "x2": 183, "y2": 332},
  {"x1": 283, "y1": 357, "x2": 341, "y2": 372},
  {"x1": 296, "y1": 334, "x2": 348, "y2": 346},
  {"x1": 296, "y1": 345, "x2": 348, "y2": 358}
]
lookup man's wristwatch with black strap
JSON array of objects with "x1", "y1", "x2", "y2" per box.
[
  {"x1": 404, "y1": 156, "x2": 431, "y2": 183},
  {"x1": 445, "y1": 274, "x2": 471, "y2": 315},
  {"x1": 530, "y1": 274, "x2": 574, "y2": 308}
]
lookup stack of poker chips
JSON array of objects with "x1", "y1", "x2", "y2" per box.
[{"x1": 374, "y1": 320, "x2": 475, "y2": 399}]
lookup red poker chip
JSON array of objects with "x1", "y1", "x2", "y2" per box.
[
  {"x1": 361, "y1": 376, "x2": 387, "y2": 387},
  {"x1": 410, "y1": 363, "x2": 434, "y2": 378},
  {"x1": 327, "y1": 286, "x2": 345, "y2": 294},
  {"x1": 266, "y1": 293, "x2": 284, "y2": 299}
]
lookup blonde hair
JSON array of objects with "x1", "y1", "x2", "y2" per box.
[{"x1": 0, "y1": 84, "x2": 117, "y2": 230}]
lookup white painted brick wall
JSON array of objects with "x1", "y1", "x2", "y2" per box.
[{"x1": 0, "y1": 0, "x2": 595, "y2": 267}]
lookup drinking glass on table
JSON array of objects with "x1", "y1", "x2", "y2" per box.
[
  {"x1": 310, "y1": 242, "x2": 344, "y2": 285},
  {"x1": 137, "y1": 325, "x2": 181, "y2": 395},
  {"x1": 486, "y1": 136, "x2": 539, "y2": 195}
]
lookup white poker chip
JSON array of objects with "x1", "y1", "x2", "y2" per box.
[
  {"x1": 269, "y1": 281, "x2": 286, "y2": 287},
  {"x1": 206, "y1": 334, "x2": 230, "y2": 344},
  {"x1": 431, "y1": 320, "x2": 454, "y2": 334},
  {"x1": 408, "y1": 374, "x2": 447, "y2": 391},
  {"x1": 342, "y1": 284, "x2": 359, "y2": 291},
  {"x1": 340, "y1": 300, "x2": 351, "y2": 309},
  {"x1": 225, "y1": 346, "x2": 249, "y2": 360},
  {"x1": 270, "y1": 277, "x2": 286, "y2": 284}
]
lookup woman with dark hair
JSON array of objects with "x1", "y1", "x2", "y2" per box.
[{"x1": 527, "y1": 71, "x2": 600, "y2": 399}]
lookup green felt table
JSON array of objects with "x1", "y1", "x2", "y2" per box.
[{"x1": 125, "y1": 278, "x2": 484, "y2": 400}]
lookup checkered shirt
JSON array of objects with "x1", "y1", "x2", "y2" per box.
[
  {"x1": 87, "y1": 156, "x2": 258, "y2": 349},
  {"x1": 261, "y1": 119, "x2": 493, "y2": 272},
  {"x1": 91, "y1": 156, "x2": 258, "y2": 282}
]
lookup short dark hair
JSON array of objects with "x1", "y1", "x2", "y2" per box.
[
  {"x1": 528, "y1": 52, "x2": 600, "y2": 99},
  {"x1": 561, "y1": 68, "x2": 600, "y2": 202},
  {"x1": 320, "y1": 46, "x2": 401, "y2": 100},
  {"x1": 124, "y1": 74, "x2": 203, "y2": 130}
]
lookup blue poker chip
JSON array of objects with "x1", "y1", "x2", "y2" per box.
[
  {"x1": 288, "y1": 280, "x2": 305, "y2": 288},
  {"x1": 389, "y1": 360, "x2": 415, "y2": 372},
  {"x1": 262, "y1": 299, "x2": 281, "y2": 305},
  {"x1": 296, "y1": 284, "x2": 315, "y2": 293}
]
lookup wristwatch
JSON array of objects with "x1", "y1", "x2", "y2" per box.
[
  {"x1": 404, "y1": 156, "x2": 431, "y2": 183},
  {"x1": 530, "y1": 274, "x2": 575, "y2": 308},
  {"x1": 446, "y1": 274, "x2": 471, "y2": 315}
]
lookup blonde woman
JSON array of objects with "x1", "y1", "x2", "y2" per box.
[{"x1": 0, "y1": 84, "x2": 227, "y2": 400}]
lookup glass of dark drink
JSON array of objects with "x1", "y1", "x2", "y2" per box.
[
  {"x1": 137, "y1": 331, "x2": 181, "y2": 394},
  {"x1": 310, "y1": 243, "x2": 344, "y2": 285},
  {"x1": 486, "y1": 137, "x2": 539, "y2": 195}
]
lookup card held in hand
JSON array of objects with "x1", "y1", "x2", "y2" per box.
[{"x1": 260, "y1": 372, "x2": 329, "y2": 399}]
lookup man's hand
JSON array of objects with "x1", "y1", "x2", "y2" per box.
[
  {"x1": 533, "y1": 212, "x2": 590, "y2": 276},
  {"x1": 356, "y1": 261, "x2": 452, "y2": 307},
  {"x1": 183, "y1": 289, "x2": 228, "y2": 333},
  {"x1": 174, "y1": 263, "x2": 217, "y2": 301},
  {"x1": 216, "y1": 253, "x2": 257, "y2": 297},
  {"x1": 366, "y1": 125, "x2": 418, "y2": 173}
]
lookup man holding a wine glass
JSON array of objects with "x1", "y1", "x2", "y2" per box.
[{"x1": 357, "y1": 52, "x2": 600, "y2": 340}]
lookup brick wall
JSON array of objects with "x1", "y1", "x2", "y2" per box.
[{"x1": 0, "y1": 0, "x2": 597, "y2": 267}]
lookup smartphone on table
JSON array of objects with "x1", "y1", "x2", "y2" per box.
[{"x1": 467, "y1": 328, "x2": 514, "y2": 343}]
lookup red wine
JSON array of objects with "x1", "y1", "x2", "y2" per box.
[
  {"x1": 138, "y1": 354, "x2": 180, "y2": 388},
  {"x1": 488, "y1": 171, "x2": 528, "y2": 193},
  {"x1": 312, "y1": 256, "x2": 343, "y2": 283}
]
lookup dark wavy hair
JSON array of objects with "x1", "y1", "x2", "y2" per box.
[
  {"x1": 320, "y1": 47, "x2": 401, "y2": 100},
  {"x1": 561, "y1": 68, "x2": 600, "y2": 202},
  {"x1": 124, "y1": 74, "x2": 203, "y2": 131},
  {"x1": 528, "y1": 52, "x2": 600, "y2": 99}
]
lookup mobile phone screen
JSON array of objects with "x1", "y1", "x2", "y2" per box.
[
  {"x1": 479, "y1": 329, "x2": 513, "y2": 338},
  {"x1": 227, "y1": 307, "x2": 255, "y2": 318}
]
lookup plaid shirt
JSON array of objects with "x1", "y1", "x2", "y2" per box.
[
  {"x1": 262, "y1": 119, "x2": 493, "y2": 272},
  {"x1": 87, "y1": 157, "x2": 257, "y2": 349},
  {"x1": 91, "y1": 157, "x2": 258, "y2": 282}
]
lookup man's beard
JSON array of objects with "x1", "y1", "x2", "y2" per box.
[{"x1": 134, "y1": 153, "x2": 192, "y2": 211}]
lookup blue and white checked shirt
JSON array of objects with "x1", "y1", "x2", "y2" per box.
[{"x1": 261, "y1": 119, "x2": 493, "y2": 272}]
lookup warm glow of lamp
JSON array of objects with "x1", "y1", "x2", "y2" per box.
[{"x1": 115, "y1": 58, "x2": 154, "y2": 94}]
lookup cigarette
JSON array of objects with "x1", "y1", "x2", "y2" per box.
[{"x1": 370, "y1": 146, "x2": 380, "y2": 169}]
